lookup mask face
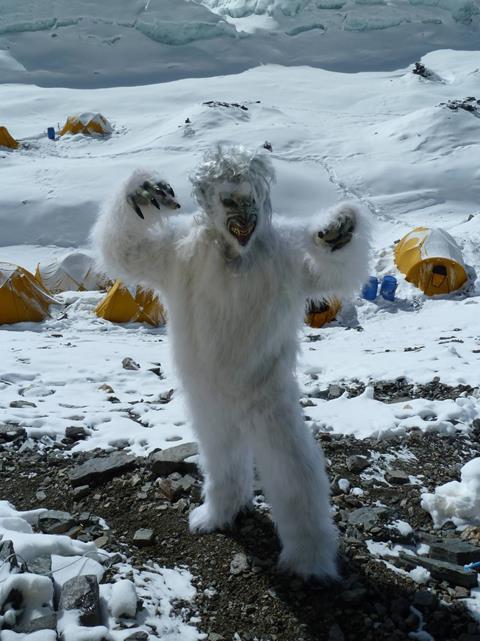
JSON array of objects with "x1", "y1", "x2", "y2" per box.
[{"x1": 218, "y1": 184, "x2": 259, "y2": 247}]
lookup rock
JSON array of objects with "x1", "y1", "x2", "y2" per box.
[
  {"x1": 125, "y1": 633, "x2": 149, "y2": 641},
  {"x1": 65, "y1": 426, "x2": 89, "y2": 441},
  {"x1": 133, "y1": 528, "x2": 155, "y2": 546},
  {"x1": 346, "y1": 455, "x2": 370, "y2": 474},
  {"x1": 35, "y1": 490, "x2": 47, "y2": 501},
  {"x1": 149, "y1": 443, "x2": 198, "y2": 477},
  {"x1": 455, "y1": 586, "x2": 470, "y2": 598},
  {"x1": 59, "y1": 575, "x2": 102, "y2": 626},
  {"x1": 38, "y1": 510, "x2": 76, "y2": 534},
  {"x1": 122, "y1": 357, "x2": 140, "y2": 370},
  {"x1": 413, "y1": 589, "x2": 438, "y2": 610},
  {"x1": 328, "y1": 625, "x2": 345, "y2": 641},
  {"x1": 429, "y1": 539, "x2": 480, "y2": 566},
  {"x1": 341, "y1": 588, "x2": 367, "y2": 605},
  {"x1": 94, "y1": 535, "x2": 110, "y2": 548},
  {"x1": 14, "y1": 611, "x2": 57, "y2": 633},
  {"x1": 461, "y1": 526, "x2": 480, "y2": 546},
  {"x1": 230, "y1": 553, "x2": 248, "y2": 575},
  {"x1": 110, "y1": 579, "x2": 138, "y2": 618},
  {"x1": 98, "y1": 383, "x2": 114, "y2": 393},
  {"x1": 72, "y1": 485, "x2": 90, "y2": 498},
  {"x1": 156, "y1": 478, "x2": 183, "y2": 502},
  {"x1": 69, "y1": 451, "x2": 136, "y2": 487},
  {"x1": 0, "y1": 424, "x2": 26, "y2": 442},
  {"x1": 386, "y1": 469, "x2": 410, "y2": 485},
  {"x1": 110, "y1": 438, "x2": 130, "y2": 449},
  {"x1": 27, "y1": 555, "x2": 52, "y2": 576},
  {"x1": 0, "y1": 539, "x2": 19, "y2": 569},
  {"x1": 158, "y1": 389, "x2": 174, "y2": 404},
  {"x1": 9, "y1": 400, "x2": 36, "y2": 408},
  {"x1": 347, "y1": 506, "x2": 391, "y2": 532},
  {"x1": 328, "y1": 384, "x2": 343, "y2": 399},
  {"x1": 399, "y1": 553, "x2": 478, "y2": 589},
  {"x1": 208, "y1": 635, "x2": 225, "y2": 641}
]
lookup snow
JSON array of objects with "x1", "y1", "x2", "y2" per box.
[
  {"x1": 109, "y1": 579, "x2": 137, "y2": 619},
  {"x1": 0, "y1": 504, "x2": 201, "y2": 641},
  {"x1": 1, "y1": 53, "x2": 480, "y2": 453},
  {"x1": 409, "y1": 566, "x2": 432, "y2": 584},
  {"x1": 421, "y1": 456, "x2": 480, "y2": 528}
]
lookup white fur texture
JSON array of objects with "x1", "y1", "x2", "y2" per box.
[{"x1": 92, "y1": 145, "x2": 371, "y2": 581}]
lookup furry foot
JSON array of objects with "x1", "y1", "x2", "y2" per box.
[
  {"x1": 317, "y1": 204, "x2": 357, "y2": 252},
  {"x1": 278, "y1": 550, "x2": 340, "y2": 583},
  {"x1": 127, "y1": 179, "x2": 180, "y2": 219},
  {"x1": 189, "y1": 503, "x2": 236, "y2": 533},
  {"x1": 278, "y1": 539, "x2": 340, "y2": 583}
]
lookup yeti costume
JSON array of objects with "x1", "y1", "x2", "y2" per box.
[{"x1": 93, "y1": 145, "x2": 370, "y2": 581}]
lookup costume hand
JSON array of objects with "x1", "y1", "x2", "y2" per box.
[
  {"x1": 316, "y1": 206, "x2": 356, "y2": 251},
  {"x1": 127, "y1": 179, "x2": 180, "y2": 219}
]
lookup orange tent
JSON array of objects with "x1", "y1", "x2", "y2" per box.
[
  {"x1": 0, "y1": 263, "x2": 57, "y2": 324},
  {"x1": 305, "y1": 297, "x2": 341, "y2": 328},
  {"x1": 59, "y1": 113, "x2": 112, "y2": 137},
  {"x1": 0, "y1": 126, "x2": 19, "y2": 149},
  {"x1": 95, "y1": 281, "x2": 166, "y2": 326}
]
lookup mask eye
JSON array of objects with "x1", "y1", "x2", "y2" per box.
[{"x1": 220, "y1": 197, "x2": 236, "y2": 208}]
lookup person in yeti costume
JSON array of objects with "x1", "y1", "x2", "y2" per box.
[{"x1": 93, "y1": 145, "x2": 370, "y2": 581}]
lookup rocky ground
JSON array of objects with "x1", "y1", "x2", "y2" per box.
[{"x1": 1, "y1": 380, "x2": 480, "y2": 641}]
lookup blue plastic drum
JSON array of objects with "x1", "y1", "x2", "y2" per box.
[
  {"x1": 380, "y1": 275, "x2": 398, "y2": 301},
  {"x1": 362, "y1": 276, "x2": 379, "y2": 301}
]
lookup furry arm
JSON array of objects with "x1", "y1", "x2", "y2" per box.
[
  {"x1": 299, "y1": 203, "x2": 370, "y2": 299},
  {"x1": 91, "y1": 169, "x2": 183, "y2": 292}
]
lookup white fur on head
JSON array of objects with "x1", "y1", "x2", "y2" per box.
[{"x1": 190, "y1": 144, "x2": 276, "y2": 224}]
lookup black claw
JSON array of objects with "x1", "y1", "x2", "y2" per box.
[
  {"x1": 131, "y1": 197, "x2": 144, "y2": 219},
  {"x1": 150, "y1": 197, "x2": 160, "y2": 209}
]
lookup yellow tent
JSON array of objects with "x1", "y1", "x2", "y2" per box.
[
  {"x1": 35, "y1": 251, "x2": 110, "y2": 294},
  {"x1": 0, "y1": 263, "x2": 57, "y2": 324},
  {"x1": 305, "y1": 297, "x2": 341, "y2": 328},
  {"x1": 394, "y1": 227, "x2": 468, "y2": 296},
  {"x1": 95, "y1": 280, "x2": 166, "y2": 326},
  {"x1": 59, "y1": 113, "x2": 113, "y2": 137},
  {"x1": 0, "y1": 126, "x2": 19, "y2": 149}
]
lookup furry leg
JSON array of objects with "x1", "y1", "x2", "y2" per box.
[
  {"x1": 250, "y1": 390, "x2": 339, "y2": 582},
  {"x1": 189, "y1": 401, "x2": 253, "y2": 533}
]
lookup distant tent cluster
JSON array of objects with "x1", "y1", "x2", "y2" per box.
[
  {"x1": 0, "y1": 251, "x2": 166, "y2": 327},
  {"x1": 0, "y1": 227, "x2": 469, "y2": 327},
  {"x1": 0, "y1": 113, "x2": 113, "y2": 150}
]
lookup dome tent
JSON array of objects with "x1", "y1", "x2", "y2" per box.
[
  {"x1": 0, "y1": 263, "x2": 57, "y2": 324},
  {"x1": 0, "y1": 126, "x2": 19, "y2": 149},
  {"x1": 35, "y1": 251, "x2": 109, "y2": 294},
  {"x1": 394, "y1": 227, "x2": 468, "y2": 296},
  {"x1": 59, "y1": 113, "x2": 112, "y2": 137},
  {"x1": 305, "y1": 297, "x2": 341, "y2": 328},
  {"x1": 95, "y1": 280, "x2": 166, "y2": 327}
]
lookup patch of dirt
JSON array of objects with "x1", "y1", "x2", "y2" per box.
[{"x1": 1, "y1": 409, "x2": 480, "y2": 641}]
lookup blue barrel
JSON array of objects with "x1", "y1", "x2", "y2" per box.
[
  {"x1": 380, "y1": 275, "x2": 398, "y2": 301},
  {"x1": 362, "y1": 276, "x2": 379, "y2": 301},
  {"x1": 47, "y1": 127, "x2": 55, "y2": 140}
]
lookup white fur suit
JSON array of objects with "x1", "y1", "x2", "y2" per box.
[{"x1": 92, "y1": 145, "x2": 370, "y2": 581}]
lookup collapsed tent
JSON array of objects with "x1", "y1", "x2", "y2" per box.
[
  {"x1": 305, "y1": 297, "x2": 341, "y2": 328},
  {"x1": 394, "y1": 227, "x2": 468, "y2": 296},
  {"x1": 35, "y1": 251, "x2": 109, "y2": 294},
  {"x1": 0, "y1": 126, "x2": 19, "y2": 149},
  {"x1": 59, "y1": 113, "x2": 113, "y2": 137},
  {"x1": 95, "y1": 280, "x2": 166, "y2": 326},
  {"x1": 0, "y1": 263, "x2": 57, "y2": 324}
]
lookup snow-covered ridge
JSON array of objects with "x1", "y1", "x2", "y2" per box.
[{"x1": 1, "y1": 0, "x2": 480, "y2": 87}]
